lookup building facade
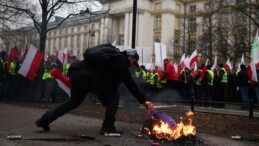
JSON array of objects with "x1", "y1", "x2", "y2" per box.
[{"x1": 1, "y1": 0, "x2": 258, "y2": 65}]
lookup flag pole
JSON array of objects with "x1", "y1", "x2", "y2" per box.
[{"x1": 160, "y1": 43, "x2": 162, "y2": 67}]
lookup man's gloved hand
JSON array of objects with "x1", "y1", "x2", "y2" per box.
[{"x1": 143, "y1": 101, "x2": 155, "y2": 113}]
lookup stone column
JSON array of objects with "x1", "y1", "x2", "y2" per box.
[{"x1": 124, "y1": 11, "x2": 130, "y2": 46}]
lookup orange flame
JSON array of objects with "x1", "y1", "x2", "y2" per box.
[{"x1": 150, "y1": 111, "x2": 196, "y2": 141}]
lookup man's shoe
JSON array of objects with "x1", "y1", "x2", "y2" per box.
[
  {"x1": 35, "y1": 119, "x2": 50, "y2": 132},
  {"x1": 100, "y1": 127, "x2": 123, "y2": 135}
]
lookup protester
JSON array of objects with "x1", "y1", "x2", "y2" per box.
[
  {"x1": 215, "y1": 63, "x2": 228, "y2": 107},
  {"x1": 193, "y1": 66, "x2": 202, "y2": 105},
  {"x1": 35, "y1": 43, "x2": 155, "y2": 135},
  {"x1": 0, "y1": 51, "x2": 6, "y2": 99},
  {"x1": 201, "y1": 65, "x2": 214, "y2": 107},
  {"x1": 41, "y1": 53, "x2": 60, "y2": 102},
  {"x1": 179, "y1": 67, "x2": 193, "y2": 101},
  {"x1": 163, "y1": 58, "x2": 179, "y2": 90},
  {"x1": 236, "y1": 64, "x2": 249, "y2": 108},
  {"x1": 254, "y1": 65, "x2": 259, "y2": 104}
]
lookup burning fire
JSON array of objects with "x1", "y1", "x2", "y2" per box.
[{"x1": 148, "y1": 111, "x2": 196, "y2": 141}]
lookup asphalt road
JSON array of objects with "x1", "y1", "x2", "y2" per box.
[{"x1": 0, "y1": 103, "x2": 258, "y2": 146}]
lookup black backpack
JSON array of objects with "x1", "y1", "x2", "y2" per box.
[{"x1": 83, "y1": 43, "x2": 120, "y2": 66}]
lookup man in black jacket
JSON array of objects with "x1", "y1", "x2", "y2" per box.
[{"x1": 35, "y1": 43, "x2": 154, "y2": 135}]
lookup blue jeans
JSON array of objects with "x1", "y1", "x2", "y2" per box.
[{"x1": 239, "y1": 86, "x2": 249, "y2": 106}]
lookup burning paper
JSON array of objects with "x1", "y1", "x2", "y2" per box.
[{"x1": 140, "y1": 111, "x2": 196, "y2": 142}]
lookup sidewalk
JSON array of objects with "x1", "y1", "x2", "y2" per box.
[
  {"x1": 153, "y1": 104, "x2": 259, "y2": 118},
  {"x1": 0, "y1": 103, "x2": 258, "y2": 146}
]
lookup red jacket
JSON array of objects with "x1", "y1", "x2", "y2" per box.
[{"x1": 164, "y1": 62, "x2": 178, "y2": 81}]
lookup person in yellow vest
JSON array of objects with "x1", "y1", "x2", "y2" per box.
[
  {"x1": 148, "y1": 69, "x2": 162, "y2": 98},
  {"x1": 215, "y1": 63, "x2": 228, "y2": 108},
  {"x1": 193, "y1": 65, "x2": 202, "y2": 105},
  {"x1": 41, "y1": 53, "x2": 59, "y2": 102},
  {"x1": 7, "y1": 57, "x2": 20, "y2": 99},
  {"x1": 201, "y1": 65, "x2": 214, "y2": 107},
  {"x1": 63, "y1": 57, "x2": 71, "y2": 76}
]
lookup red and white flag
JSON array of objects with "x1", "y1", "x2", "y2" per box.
[
  {"x1": 247, "y1": 59, "x2": 258, "y2": 85},
  {"x1": 174, "y1": 63, "x2": 178, "y2": 73},
  {"x1": 112, "y1": 37, "x2": 117, "y2": 47},
  {"x1": 7, "y1": 42, "x2": 20, "y2": 70},
  {"x1": 50, "y1": 69, "x2": 71, "y2": 97},
  {"x1": 192, "y1": 62, "x2": 198, "y2": 78},
  {"x1": 189, "y1": 49, "x2": 198, "y2": 69},
  {"x1": 45, "y1": 54, "x2": 49, "y2": 61},
  {"x1": 58, "y1": 47, "x2": 70, "y2": 64},
  {"x1": 177, "y1": 54, "x2": 186, "y2": 78},
  {"x1": 73, "y1": 48, "x2": 79, "y2": 57},
  {"x1": 211, "y1": 56, "x2": 217, "y2": 72},
  {"x1": 18, "y1": 44, "x2": 44, "y2": 81},
  {"x1": 184, "y1": 56, "x2": 191, "y2": 70},
  {"x1": 200, "y1": 59, "x2": 208, "y2": 80},
  {"x1": 23, "y1": 43, "x2": 29, "y2": 56},
  {"x1": 224, "y1": 58, "x2": 232, "y2": 70}
]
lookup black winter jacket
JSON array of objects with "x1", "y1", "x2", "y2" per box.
[{"x1": 69, "y1": 51, "x2": 146, "y2": 104}]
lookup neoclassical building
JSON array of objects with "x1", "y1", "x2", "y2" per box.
[{"x1": 1, "y1": 0, "x2": 259, "y2": 64}]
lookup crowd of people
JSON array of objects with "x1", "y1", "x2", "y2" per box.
[
  {"x1": 0, "y1": 50, "x2": 78, "y2": 102},
  {"x1": 134, "y1": 59, "x2": 259, "y2": 108},
  {"x1": 1, "y1": 47, "x2": 259, "y2": 109}
]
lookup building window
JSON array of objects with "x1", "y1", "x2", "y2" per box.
[
  {"x1": 237, "y1": 12, "x2": 246, "y2": 25},
  {"x1": 91, "y1": 24, "x2": 95, "y2": 29},
  {"x1": 71, "y1": 28, "x2": 74, "y2": 33},
  {"x1": 176, "y1": 4, "x2": 181, "y2": 12},
  {"x1": 175, "y1": 17, "x2": 180, "y2": 30},
  {"x1": 220, "y1": 40, "x2": 228, "y2": 55},
  {"x1": 190, "y1": 5, "x2": 196, "y2": 13},
  {"x1": 77, "y1": 35, "x2": 81, "y2": 46},
  {"x1": 204, "y1": 17, "x2": 210, "y2": 29},
  {"x1": 119, "y1": 34, "x2": 124, "y2": 45},
  {"x1": 59, "y1": 30, "x2": 62, "y2": 35},
  {"x1": 48, "y1": 39, "x2": 51, "y2": 49},
  {"x1": 174, "y1": 38, "x2": 181, "y2": 55},
  {"x1": 204, "y1": 1, "x2": 215, "y2": 9},
  {"x1": 59, "y1": 38, "x2": 62, "y2": 48},
  {"x1": 53, "y1": 38, "x2": 56, "y2": 48},
  {"x1": 220, "y1": 14, "x2": 227, "y2": 28},
  {"x1": 237, "y1": 0, "x2": 245, "y2": 3},
  {"x1": 84, "y1": 25, "x2": 88, "y2": 31},
  {"x1": 65, "y1": 29, "x2": 68, "y2": 34},
  {"x1": 256, "y1": 9, "x2": 259, "y2": 23},
  {"x1": 155, "y1": 2, "x2": 161, "y2": 11},
  {"x1": 155, "y1": 15, "x2": 161, "y2": 29},
  {"x1": 90, "y1": 34, "x2": 95, "y2": 43},
  {"x1": 189, "y1": 18, "x2": 196, "y2": 32},
  {"x1": 53, "y1": 31, "x2": 56, "y2": 36},
  {"x1": 78, "y1": 26, "x2": 81, "y2": 32},
  {"x1": 71, "y1": 35, "x2": 75, "y2": 47},
  {"x1": 220, "y1": 0, "x2": 228, "y2": 7},
  {"x1": 204, "y1": 43, "x2": 210, "y2": 55},
  {"x1": 84, "y1": 34, "x2": 87, "y2": 42},
  {"x1": 65, "y1": 36, "x2": 68, "y2": 47},
  {"x1": 189, "y1": 41, "x2": 196, "y2": 52}
]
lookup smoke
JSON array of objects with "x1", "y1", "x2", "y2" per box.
[{"x1": 152, "y1": 88, "x2": 183, "y2": 104}]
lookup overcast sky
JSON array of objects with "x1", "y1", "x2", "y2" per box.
[{"x1": 54, "y1": 1, "x2": 102, "y2": 17}]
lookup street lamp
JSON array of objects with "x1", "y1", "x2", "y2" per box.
[
  {"x1": 132, "y1": 0, "x2": 137, "y2": 49},
  {"x1": 85, "y1": 8, "x2": 98, "y2": 48}
]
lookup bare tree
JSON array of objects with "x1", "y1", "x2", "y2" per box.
[{"x1": 0, "y1": 0, "x2": 104, "y2": 101}]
